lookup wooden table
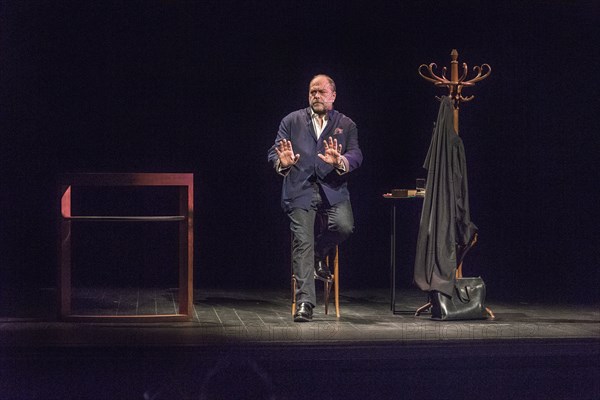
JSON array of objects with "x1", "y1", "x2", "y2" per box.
[{"x1": 57, "y1": 173, "x2": 194, "y2": 322}]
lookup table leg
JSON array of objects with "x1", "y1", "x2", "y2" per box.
[{"x1": 390, "y1": 203, "x2": 396, "y2": 311}]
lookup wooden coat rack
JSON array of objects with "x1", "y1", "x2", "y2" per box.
[
  {"x1": 415, "y1": 49, "x2": 494, "y2": 319},
  {"x1": 418, "y1": 49, "x2": 491, "y2": 279}
]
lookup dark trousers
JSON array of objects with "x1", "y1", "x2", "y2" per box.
[{"x1": 288, "y1": 184, "x2": 354, "y2": 307}]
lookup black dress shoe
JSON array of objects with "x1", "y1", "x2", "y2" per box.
[
  {"x1": 314, "y1": 259, "x2": 332, "y2": 280},
  {"x1": 294, "y1": 302, "x2": 313, "y2": 322}
]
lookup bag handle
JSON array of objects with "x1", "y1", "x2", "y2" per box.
[{"x1": 455, "y1": 284, "x2": 471, "y2": 303}]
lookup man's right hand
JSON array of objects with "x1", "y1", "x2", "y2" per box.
[{"x1": 275, "y1": 139, "x2": 300, "y2": 168}]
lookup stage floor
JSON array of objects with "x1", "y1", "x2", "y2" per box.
[
  {"x1": 1, "y1": 287, "x2": 599, "y2": 345},
  {"x1": 1, "y1": 287, "x2": 599, "y2": 399}
]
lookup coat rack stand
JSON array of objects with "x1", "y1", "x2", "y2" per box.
[{"x1": 415, "y1": 49, "x2": 494, "y2": 319}]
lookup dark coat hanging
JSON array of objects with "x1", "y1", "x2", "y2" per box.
[{"x1": 413, "y1": 96, "x2": 478, "y2": 296}]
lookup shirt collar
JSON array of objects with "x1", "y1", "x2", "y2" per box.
[{"x1": 310, "y1": 108, "x2": 329, "y2": 121}]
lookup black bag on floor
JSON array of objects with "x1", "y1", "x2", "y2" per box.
[{"x1": 430, "y1": 277, "x2": 487, "y2": 320}]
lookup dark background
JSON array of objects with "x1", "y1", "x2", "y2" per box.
[{"x1": 1, "y1": 1, "x2": 598, "y2": 303}]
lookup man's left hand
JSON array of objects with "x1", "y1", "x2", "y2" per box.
[{"x1": 318, "y1": 137, "x2": 343, "y2": 167}]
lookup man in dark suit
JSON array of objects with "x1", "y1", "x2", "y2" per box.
[{"x1": 268, "y1": 74, "x2": 363, "y2": 322}]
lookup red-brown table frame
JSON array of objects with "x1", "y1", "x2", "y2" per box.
[{"x1": 57, "y1": 173, "x2": 194, "y2": 322}]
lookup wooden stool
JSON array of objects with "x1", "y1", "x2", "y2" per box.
[{"x1": 291, "y1": 245, "x2": 340, "y2": 318}]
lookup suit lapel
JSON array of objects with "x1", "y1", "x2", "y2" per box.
[
  {"x1": 305, "y1": 108, "x2": 318, "y2": 142},
  {"x1": 318, "y1": 110, "x2": 336, "y2": 147}
]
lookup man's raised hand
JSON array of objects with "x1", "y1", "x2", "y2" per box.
[
  {"x1": 318, "y1": 137, "x2": 343, "y2": 166},
  {"x1": 275, "y1": 139, "x2": 300, "y2": 168}
]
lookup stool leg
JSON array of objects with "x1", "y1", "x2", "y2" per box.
[
  {"x1": 334, "y1": 246, "x2": 340, "y2": 318},
  {"x1": 323, "y1": 255, "x2": 330, "y2": 315},
  {"x1": 324, "y1": 281, "x2": 330, "y2": 315},
  {"x1": 291, "y1": 276, "x2": 297, "y2": 316}
]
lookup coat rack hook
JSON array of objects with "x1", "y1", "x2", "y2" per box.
[{"x1": 418, "y1": 49, "x2": 491, "y2": 133}]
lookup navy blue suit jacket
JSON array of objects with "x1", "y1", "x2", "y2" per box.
[{"x1": 268, "y1": 107, "x2": 363, "y2": 212}]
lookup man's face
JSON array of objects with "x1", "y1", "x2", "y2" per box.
[{"x1": 308, "y1": 76, "x2": 336, "y2": 115}]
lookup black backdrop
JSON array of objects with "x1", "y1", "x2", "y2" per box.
[{"x1": 1, "y1": 1, "x2": 598, "y2": 302}]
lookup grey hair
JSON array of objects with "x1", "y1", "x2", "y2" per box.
[{"x1": 311, "y1": 74, "x2": 336, "y2": 92}]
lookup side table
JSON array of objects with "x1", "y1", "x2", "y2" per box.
[{"x1": 383, "y1": 191, "x2": 424, "y2": 314}]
